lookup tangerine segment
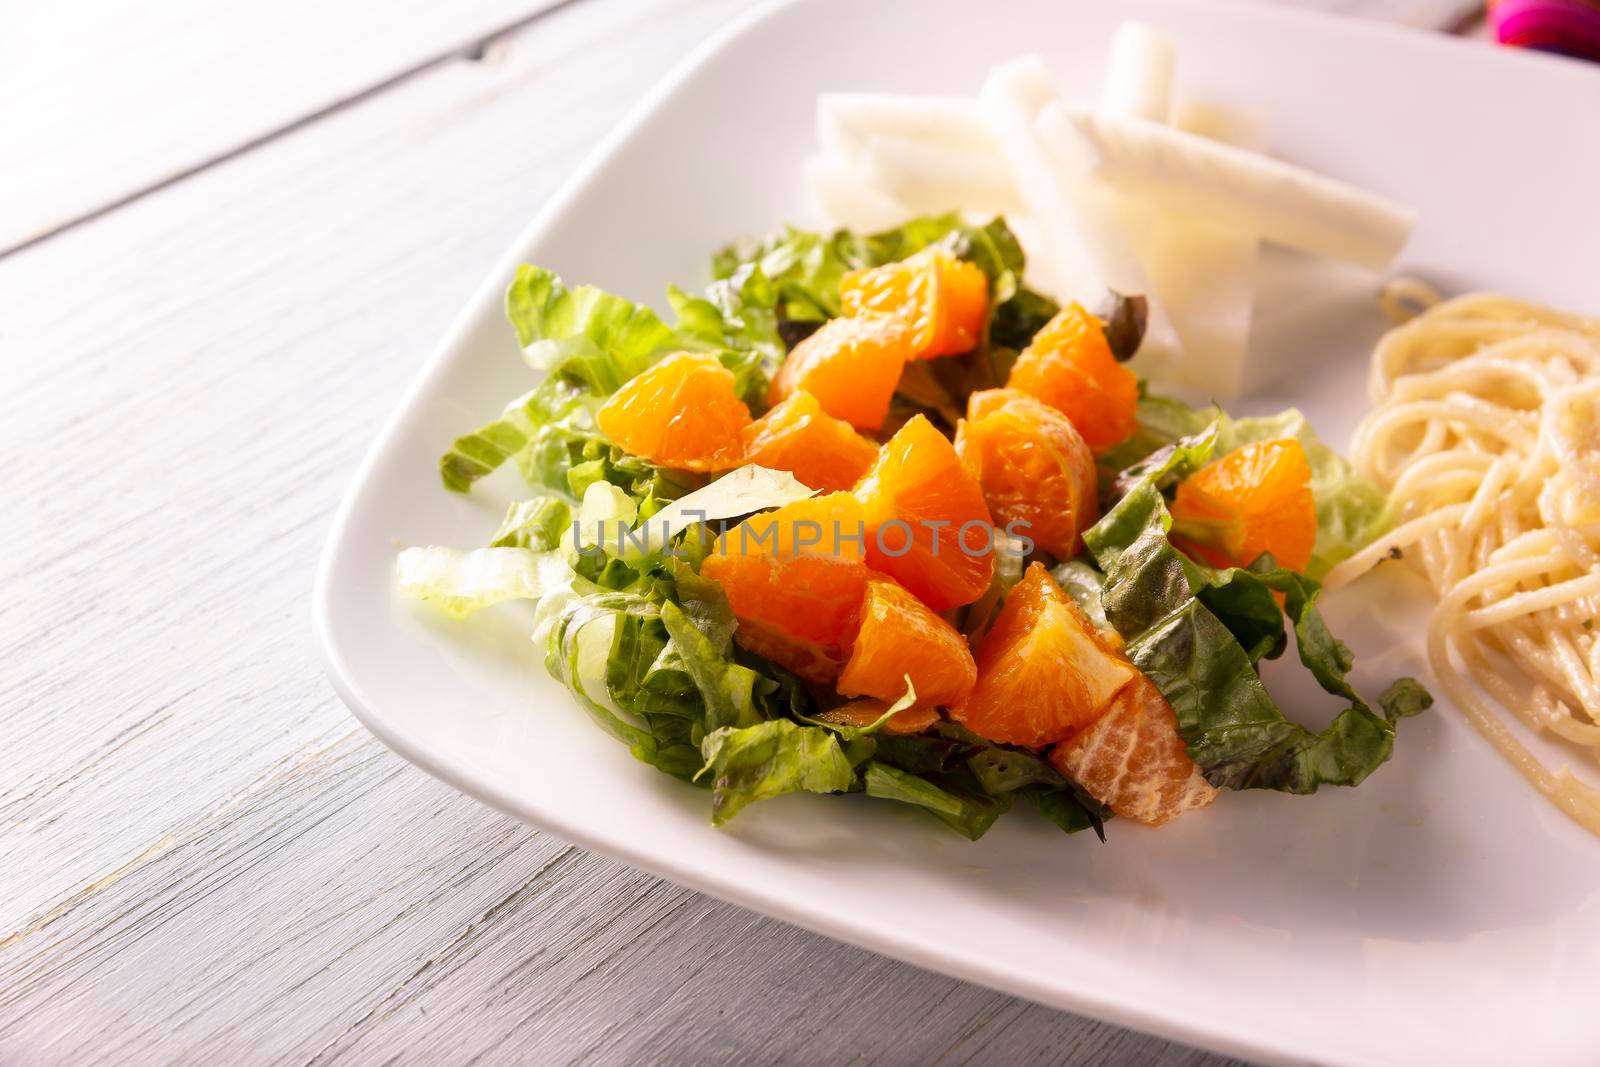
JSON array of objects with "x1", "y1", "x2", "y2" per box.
[
  {"x1": 839, "y1": 248, "x2": 990, "y2": 360},
  {"x1": 838, "y1": 580, "x2": 977, "y2": 712},
  {"x1": 768, "y1": 315, "x2": 912, "y2": 431},
  {"x1": 740, "y1": 389, "x2": 879, "y2": 493},
  {"x1": 955, "y1": 388, "x2": 1100, "y2": 560},
  {"x1": 1169, "y1": 438, "x2": 1316, "y2": 573},
  {"x1": 950, "y1": 564, "x2": 1135, "y2": 749},
  {"x1": 596, "y1": 351, "x2": 751, "y2": 471},
  {"x1": 1006, "y1": 303, "x2": 1138, "y2": 454},
  {"x1": 1050, "y1": 673, "x2": 1218, "y2": 826},
  {"x1": 851, "y1": 415, "x2": 995, "y2": 612},
  {"x1": 699, "y1": 494, "x2": 877, "y2": 683},
  {"x1": 816, "y1": 698, "x2": 941, "y2": 737}
]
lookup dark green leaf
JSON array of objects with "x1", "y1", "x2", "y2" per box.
[
  {"x1": 1085, "y1": 480, "x2": 1430, "y2": 794},
  {"x1": 1094, "y1": 291, "x2": 1148, "y2": 362},
  {"x1": 863, "y1": 763, "x2": 1011, "y2": 841},
  {"x1": 1029, "y1": 786, "x2": 1109, "y2": 841}
]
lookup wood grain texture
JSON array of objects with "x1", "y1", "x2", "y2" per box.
[
  {"x1": 0, "y1": 0, "x2": 1476, "y2": 1064},
  {"x1": 0, "y1": 0, "x2": 571, "y2": 254}
]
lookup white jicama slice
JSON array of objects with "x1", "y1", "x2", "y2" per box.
[
  {"x1": 1100, "y1": 21, "x2": 1176, "y2": 122},
  {"x1": 853, "y1": 134, "x2": 1022, "y2": 215},
  {"x1": 1122, "y1": 101, "x2": 1266, "y2": 398},
  {"x1": 803, "y1": 154, "x2": 912, "y2": 232},
  {"x1": 1035, "y1": 104, "x2": 1414, "y2": 271},
  {"x1": 817, "y1": 92, "x2": 996, "y2": 161},
  {"x1": 979, "y1": 55, "x2": 1177, "y2": 366}
]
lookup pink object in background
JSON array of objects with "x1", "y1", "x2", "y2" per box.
[{"x1": 1490, "y1": 0, "x2": 1600, "y2": 61}]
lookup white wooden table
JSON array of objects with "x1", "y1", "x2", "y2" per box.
[{"x1": 0, "y1": 1, "x2": 1482, "y2": 1062}]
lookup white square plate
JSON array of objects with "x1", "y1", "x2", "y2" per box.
[{"x1": 315, "y1": 3, "x2": 1600, "y2": 1063}]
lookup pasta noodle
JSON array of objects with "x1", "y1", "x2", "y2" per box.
[{"x1": 1325, "y1": 292, "x2": 1600, "y2": 835}]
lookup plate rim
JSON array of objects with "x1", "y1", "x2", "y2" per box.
[{"x1": 312, "y1": 5, "x2": 1596, "y2": 1064}]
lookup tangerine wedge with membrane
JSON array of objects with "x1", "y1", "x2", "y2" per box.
[
  {"x1": 596, "y1": 351, "x2": 751, "y2": 470},
  {"x1": 699, "y1": 493, "x2": 879, "y2": 684},
  {"x1": 1050, "y1": 673, "x2": 1219, "y2": 827},
  {"x1": 954, "y1": 388, "x2": 1100, "y2": 560},
  {"x1": 740, "y1": 389, "x2": 879, "y2": 492},
  {"x1": 950, "y1": 564, "x2": 1135, "y2": 749},
  {"x1": 851, "y1": 415, "x2": 995, "y2": 611},
  {"x1": 1170, "y1": 438, "x2": 1317, "y2": 573},
  {"x1": 837, "y1": 579, "x2": 977, "y2": 712},
  {"x1": 1006, "y1": 303, "x2": 1138, "y2": 454},
  {"x1": 767, "y1": 315, "x2": 913, "y2": 431},
  {"x1": 838, "y1": 247, "x2": 989, "y2": 360}
]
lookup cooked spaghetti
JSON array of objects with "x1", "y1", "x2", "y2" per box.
[{"x1": 1326, "y1": 292, "x2": 1600, "y2": 835}]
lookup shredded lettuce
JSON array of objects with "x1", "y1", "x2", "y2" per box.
[
  {"x1": 395, "y1": 546, "x2": 572, "y2": 619},
  {"x1": 696, "y1": 720, "x2": 854, "y2": 825},
  {"x1": 863, "y1": 762, "x2": 1009, "y2": 841},
  {"x1": 490, "y1": 496, "x2": 572, "y2": 551},
  {"x1": 440, "y1": 265, "x2": 755, "y2": 497}
]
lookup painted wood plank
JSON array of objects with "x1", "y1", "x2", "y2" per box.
[
  {"x1": 0, "y1": 0, "x2": 569, "y2": 253},
  {"x1": 0, "y1": 1, "x2": 1485, "y2": 1065}
]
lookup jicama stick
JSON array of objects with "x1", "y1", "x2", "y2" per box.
[
  {"x1": 1125, "y1": 101, "x2": 1266, "y2": 397},
  {"x1": 853, "y1": 135, "x2": 1022, "y2": 216},
  {"x1": 1100, "y1": 22, "x2": 1176, "y2": 122},
  {"x1": 1035, "y1": 104, "x2": 1414, "y2": 270},
  {"x1": 817, "y1": 93, "x2": 997, "y2": 164},
  {"x1": 802, "y1": 154, "x2": 913, "y2": 233},
  {"x1": 980, "y1": 55, "x2": 1177, "y2": 364}
]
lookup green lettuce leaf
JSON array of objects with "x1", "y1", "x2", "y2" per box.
[
  {"x1": 862, "y1": 722, "x2": 1104, "y2": 839},
  {"x1": 395, "y1": 546, "x2": 572, "y2": 619},
  {"x1": 697, "y1": 720, "x2": 854, "y2": 825},
  {"x1": 1084, "y1": 479, "x2": 1431, "y2": 793},
  {"x1": 507, "y1": 263, "x2": 681, "y2": 377},
  {"x1": 533, "y1": 518, "x2": 816, "y2": 782},
  {"x1": 1051, "y1": 559, "x2": 1112, "y2": 632},
  {"x1": 863, "y1": 762, "x2": 1011, "y2": 841},
  {"x1": 490, "y1": 496, "x2": 572, "y2": 551}
]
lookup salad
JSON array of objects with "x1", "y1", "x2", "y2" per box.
[{"x1": 399, "y1": 213, "x2": 1430, "y2": 841}]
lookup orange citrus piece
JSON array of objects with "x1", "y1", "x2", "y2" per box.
[
  {"x1": 1006, "y1": 303, "x2": 1137, "y2": 454},
  {"x1": 851, "y1": 414, "x2": 995, "y2": 612},
  {"x1": 740, "y1": 389, "x2": 879, "y2": 492},
  {"x1": 950, "y1": 564, "x2": 1135, "y2": 748},
  {"x1": 699, "y1": 493, "x2": 878, "y2": 683},
  {"x1": 839, "y1": 247, "x2": 989, "y2": 360},
  {"x1": 954, "y1": 388, "x2": 1100, "y2": 560},
  {"x1": 1050, "y1": 673, "x2": 1218, "y2": 827},
  {"x1": 838, "y1": 579, "x2": 977, "y2": 712},
  {"x1": 1169, "y1": 438, "x2": 1316, "y2": 572},
  {"x1": 767, "y1": 315, "x2": 912, "y2": 431},
  {"x1": 815, "y1": 699, "x2": 941, "y2": 737},
  {"x1": 596, "y1": 351, "x2": 751, "y2": 471}
]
